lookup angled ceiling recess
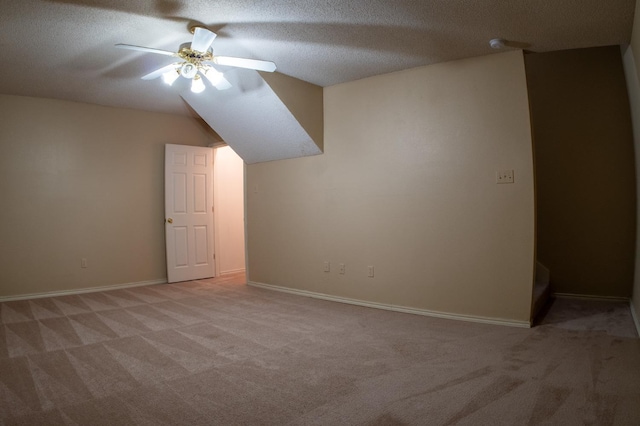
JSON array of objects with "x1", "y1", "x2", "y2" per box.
[{"x1": 182, "y1": 69, "x2": 323, "y2": 164}]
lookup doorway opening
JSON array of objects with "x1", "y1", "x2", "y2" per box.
[
  {"x1": 213, "y1": 146, "x2": 246, "y2": 277},
  {"x1": 525, "y1": 47, "x2": 636, "y2": 323}
]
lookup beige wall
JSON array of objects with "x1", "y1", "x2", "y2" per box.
[
  {"x1": 625, "y1": 0, "x2": 640, "y2": 325},
  {"x1": 213, "y1": 146, "x2": 246, "y2": 275},
  {"x1": 246, "y1": 50, "x2": 535, "y2": 323},
  {"x1": 0, "y1": 94, "x2": 214, "y2": 298},
  {"x1": 526, "y1": 47, "x2": 636, "y2": 298}
]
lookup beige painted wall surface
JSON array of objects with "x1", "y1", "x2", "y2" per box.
[
  {"x1": 214, "y1": 146, "x2": 246, "y2": 275},
  {"x1": 626, "y1": 0, "x2": 640, "y2": 323},
  {"x1": 0, "y1": 94, "x2": 213, "y2": 298},
  {"x1": 247, "y1": 50, "x2": 535, "y2": 323},
  {"x1": 526, "y1": 47, "x2": 636, "y2": 298}
]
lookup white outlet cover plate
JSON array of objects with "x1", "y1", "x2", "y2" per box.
[{"x1": 496, "y1": 170, "x2": 514, "y2": 184}]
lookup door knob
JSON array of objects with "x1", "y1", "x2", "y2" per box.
[{"x1": 167, "y1": 218, "x2": 173, "y2": 224}]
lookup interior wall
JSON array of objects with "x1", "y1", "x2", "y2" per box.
[
  {"x1": 213, "y1": 146, "x2": 246, "y2": 275},
  {"x1": 623, "y1": 0, "x2": 640, "y2": 324},
  {"x1": 246, "y1": 50, "x2": 535, "y2": 324},
  {"x1": 525, "y1": 46, "x2": 636, "y2": 298},
  {"x1": 0, "y1": 94, "x2": 214, "y2": 298}
]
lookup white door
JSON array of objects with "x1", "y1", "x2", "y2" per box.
[{"x1": 165, "y1": 144, "x2": 215, "y2": 283}]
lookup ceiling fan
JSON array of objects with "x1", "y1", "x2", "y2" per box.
[{"x1": 116, "y1": 26, "x2": 277, "y2": 93}]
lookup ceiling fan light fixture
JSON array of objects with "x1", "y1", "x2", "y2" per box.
[
  {"x1": 191, "y1": 75, "x2": 206, "y2": 93},
  {"x1": 117, "y1": 26, "x2": 276, "y2": 93},
  {"x1": 203, "y1": 67, "x2": 223, "y2": 85},
  {"x1": 180, "y1": 62, "x2": 198, "y2": 79},
  {"x1": 161, "y1": 70, "x2": 179, "y2": 86},
  {"x1": 203, "y1": 67, "x2": 232, "y2": 90}
]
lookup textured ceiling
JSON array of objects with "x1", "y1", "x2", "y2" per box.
[{"x1": 0, "y1": 0, "x2": 636, "y2": 115}]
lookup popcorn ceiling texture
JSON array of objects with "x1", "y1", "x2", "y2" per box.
[
  {"x1": 0, "y1": 0, "x2": 634, "y2": 162},
  {"x1": 0, "y1": 0, "x2": 635, "y2": 115}
]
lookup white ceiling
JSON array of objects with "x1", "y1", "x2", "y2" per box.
[{"x1": 0, "y1": 0, "x2": 636, "y2": 116}]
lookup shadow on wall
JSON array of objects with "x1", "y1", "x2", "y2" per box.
[{"x1": 525, "y1": 46, "x2": 636, "y2": 298}]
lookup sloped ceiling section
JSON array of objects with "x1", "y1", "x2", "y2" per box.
[
  {"x1": 182, "y1": 68, "x2": 323, "y2": 164},
  {"x1": 260, "y1": 72, "x2": 324, "y2": 153}
]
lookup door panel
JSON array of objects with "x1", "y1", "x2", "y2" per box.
[
  {"x1": 194, "y1": 226, "x2": 209, "y2": 265},
  {"x1": 174, "y1": 227, "x2": 189, "y2": 267},
  {"x1": 173, "y1": 173, "x2": 187, "y2": 213},
  {"x1": 193, "y1": 174, "x2": 207, "y2": 213},
  {"x1": 165, "y1": 144, "x2": 215, "y2": 283}
]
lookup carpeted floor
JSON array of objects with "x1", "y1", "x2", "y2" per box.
[{"x1": 1, "y1": 273, "x2": 639, "y2": 425}]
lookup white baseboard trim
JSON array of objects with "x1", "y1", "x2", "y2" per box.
[
  {"x1": 630, "y1": 300, "x2": 640, "y2": 338},
  {"x1": 248, "y1": 281, "x2": 531, "y2": 328},
  {"x1": 553, "y1": 292, "x2": 630, "y2": 302},
  {"x1": 0, "y1": 278, "x2": 168, "y2": 302}
]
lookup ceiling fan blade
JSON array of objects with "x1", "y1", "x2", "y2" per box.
[
  {"x1": 212, "y1": 56, "x2": 277, "y2": 72},
  {"x1": 141, "y1": 63, "x2": 180, "y2": 80},
  {"x1": 191, "y1": 27, "x2": 216, "y2": 53},
  {"x1": 115, "y1": 43, "x2": 177, "y2": 57}
]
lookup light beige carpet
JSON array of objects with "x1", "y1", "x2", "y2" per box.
[{"x1": 1, "y1": 273, "x2": 639, "y2": 425}]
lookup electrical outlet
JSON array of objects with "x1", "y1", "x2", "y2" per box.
[
  {"x1": 323, "y1": 261, "x2": 330, "y2": 272},
  {"x1": 496, "y1": 169, "x2": 514, "y2": 184},
  {"x1": 367, "y1": 266, "x2": 374, "y2": 278},
  {"x1": 339, "y1": 263, "x2": 346, "y2": 274}
]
